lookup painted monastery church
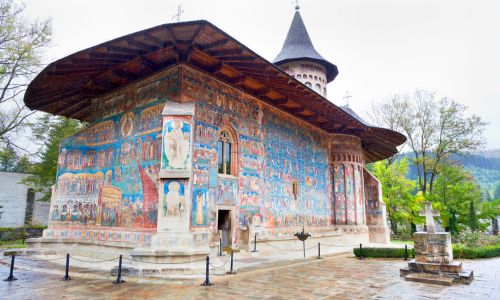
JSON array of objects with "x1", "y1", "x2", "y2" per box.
[{"x1": 25, "y1": 8, "x2": 405, "y2": 260}]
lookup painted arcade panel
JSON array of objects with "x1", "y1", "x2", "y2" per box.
[
  {"x1": 333, "y1": 164, "x2": 346, "y2": 225},
  {"x1": 50, "y1": 99, "x2": 164, "y2": 232}
]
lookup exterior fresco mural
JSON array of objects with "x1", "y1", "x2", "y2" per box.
[
  {"x1": 333, "y1": 164, "x2": 346, "y2": 225},
  {"x1": 355, "y1": 166, "x2": 365, "y2": 225},
  {"x1": 191, "y1": 187, "x2": 215, "y2": 227},
  {"x1": 184, "y1": 67, "x2": 331, "y2": 232},
  {"x1": 50, "y1": 100, "x2": 162, "y2": 232},
  {"x1": 345, "y1": 164, "x2": 356, "y2": 225},
  {"x1": 162, "y1": 116, "x2": 192, "y2": 170},
  {"x1": 44, "y1": 62, "x2": 184, "y2": 246},
  {"x1": 263, "y1": 111, "x2": 330, "y2": 227},
  {"x1": 162, "y1": 180, "x2": 186, "y2": 217}
]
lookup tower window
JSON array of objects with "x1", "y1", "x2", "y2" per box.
[
  {"x1": 297, "y1": 74, "x2": 301, "y2": 79},
  {"x1": 305, "y1": 82, "x2": 312, "y2": 88}
]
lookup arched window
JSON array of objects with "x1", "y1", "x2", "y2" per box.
[
  {"x1": 297, "y1": 74, "x2": 301, "y2": 79},
  {"x1": 305, "y1": 82, "x2": 312, "y2": 88},
  {"x1": 315, "y1": 83, "x2": 321, "y2": 92},
  {"x1": 217, "y1": 128, "x2": 237, "y2": 175}
]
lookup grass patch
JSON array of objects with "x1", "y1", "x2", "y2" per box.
[
  {"x1": 354, "y1": 244, "x2": 500, "y2": 259},
  {"x1": 391, "y1": 240, "x2": 414, "y2": 246},
  {"x1": 0, "y1": 239, "x2": 27, "y2": 249}
]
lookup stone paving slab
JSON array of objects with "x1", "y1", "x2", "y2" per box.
[{"x1": 0, "y1": 254, "x2": 498, "y2": 299}]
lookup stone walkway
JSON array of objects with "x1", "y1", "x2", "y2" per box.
[{"x1": 0, "y1": 254, "x2": 498, "y2": 299}]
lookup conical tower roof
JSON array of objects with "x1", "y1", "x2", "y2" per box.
[{"x1": 273, "y1": 9, "x2": 338, "y2": 82}]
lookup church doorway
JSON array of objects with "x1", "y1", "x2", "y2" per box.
[{"x1": 218, "y1": 209, "x2": 232, "y2": 248}]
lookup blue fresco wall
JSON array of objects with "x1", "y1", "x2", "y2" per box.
[
  {"x1": 183, "y1": 67, "x2": 332, "y2": 231},
  {"x1": 45, "y1": 67, "x2": 181, "y2": 244}
]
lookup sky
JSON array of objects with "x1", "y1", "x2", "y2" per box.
[{"x1": 21, "y1": 0, "x2": 500, "y2": 149}]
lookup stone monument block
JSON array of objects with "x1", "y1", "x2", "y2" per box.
[
  {"x1": 413, "y1": 232, "x2": 453, "y2": 264},
  {"x1": 400, "y1": 202, "x2": 473, "y2": 285}
]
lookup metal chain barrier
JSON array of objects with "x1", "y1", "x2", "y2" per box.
[
  {"x1": 16, "y1": 256, "x2": 67, "y2": 262},
  {"x1": 122, "y1": 257, "x2": 206, "y2": 265},
  {"x1": 260, "y1": 241, "x2": 316, "y2": 252},
  {"x1": 208, "y1": 254, "x2": 231, "y2": 269},
  {"x1": 71, "y1": 256, "x2": 119, "y2": 263}
]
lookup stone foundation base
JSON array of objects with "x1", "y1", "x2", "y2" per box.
[
  {"x1": 368, "y1": 225, "x2": 390, "y2": 244},
  {"x1": 26, "y1": 237, "x2": 137, "y2": 259},
  {"x1": 400, "y1": 259, "x2": 474, "y2": 285}
]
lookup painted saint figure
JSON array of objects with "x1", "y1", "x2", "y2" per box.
[
  {"x1": 164, "y1": 119, "x2": 190, "y2": 169},
  {"x1": 195, "y1": 191, "x2": 204, "y2": 225},
  {"x1": 163, "y1": 181, "x2": 184, "y2": 217}
]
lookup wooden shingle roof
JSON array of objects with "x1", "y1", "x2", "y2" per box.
[{"x1": 24, "y1": 20, "x2": 405, "y2": 162}]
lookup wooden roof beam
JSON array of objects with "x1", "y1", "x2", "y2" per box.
[
  {"x1": 288, "y1": 107, "x2": 306, "y2": 114},
  {"x1": 106, "y1": 45, "x2": 145, "y2": 56},
  {"x1": 218, "y1": 56, "x2": 256, "y2": 62},
  {"x1": 272, "y1": 97, "x2": 288, "y2": 106},
  {"x1": 255, "y1": 87, "x2": 270, "y2": 97},
  {"x1": 198, "y1": 39, "x2": 230, "y2": 51},
  {"x1": 126, "y1": 38, "x2": 159, "y2": 52},
  {"x1": 112, "y1": 69, "x2": 138, "y2": 81},
  {"x1": 207, "y1": 48, "x2": 242, "y2": 56},
  {"x1": 143, "y1": 33, "x2": 164, "y2": 47},
  {"x1": 137, "y1": 56, "x2": 157, "y2": 72},
  {"x1": 88, "y1": 52, "x2": 136, "y2": 60},
  {"x1": 229, "y1": 74, "x2": 246, "y2": 86}
]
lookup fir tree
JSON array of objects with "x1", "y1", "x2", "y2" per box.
[{"x1": 469, "y1": 201, "x2": 479, "y2": 231}]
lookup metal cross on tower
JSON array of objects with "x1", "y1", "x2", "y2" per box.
[
  {"x1": 172, "y1": 4, "x2": 184, "y2": 23},
  {"x1": 343, "y1": 91, "x2": 353, "y2": 106},
  {"x1": 294, "y1": 0, "x2": 300, "y2": 10},
  {"x1": 419, "y1": 202, "x2": 440, "y2": 233}
]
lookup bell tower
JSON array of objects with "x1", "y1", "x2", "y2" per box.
[{"x1": 273, "y1": 5, "x2": 338, "y2": 98}]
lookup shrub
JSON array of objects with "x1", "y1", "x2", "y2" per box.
[
  {"x1": 353, "y1": 247, "x2": 414, "y2": 258},
  {"x1": 454, "y1": 229, "x2": 500, "y2": 247},
  {"x1": 453, "y1": 245, "x2": 500, "y2": 259},
  {"x1": 0, "y1": 226, "x2": 45, "y2": 242},
  {"x1": 353, "y1": 244, "x2": 500, "y2": 259}
]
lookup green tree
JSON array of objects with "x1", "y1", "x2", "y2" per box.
[
  {"x1": 430, "y1": 164, "x2": 481, "y2": 234},
  {"x1": 479, "y1": 199, "x2": 500, "y2": 234},
  {"x1": 369, "y1": 90, "x2": 486, "y2": 194},
  {"x1": 469, "y1": 200, "x2": 479, "y2": 231},
  {"x1": 0, "y1": 0, "x2": 51, "y2": 148},
  {"x1": 0, "y1": 145, "x2": 31, "y2": 172},
  {"x1": 371, "y1": 158, "x2": 418, "y2": 235},
  {"x1": 494, "y1": 184, "x2": 500, "y2": 200},
  {"x1": 21, "y1": 115, "x2": 85, "y2": 201}
]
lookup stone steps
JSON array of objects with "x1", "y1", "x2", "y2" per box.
[{"x1": 404, "y1": 273, "x2": 455, "y2": 286}]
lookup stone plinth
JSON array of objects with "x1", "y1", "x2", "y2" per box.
[
  {"x1": 413, "y1": 232, "x2": 453, "y2": 264},
  {"x1": 400, "y1": 231, "x2": 473, "y2": 285}
]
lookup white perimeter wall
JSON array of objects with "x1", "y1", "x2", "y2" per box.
[{"x1": 0, "y1": 171, "x2": 48, "y2": 227}]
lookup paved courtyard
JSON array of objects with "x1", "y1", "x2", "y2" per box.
[{"x1": 0, "y1": 255, "x2": 498, "y2": 299}]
